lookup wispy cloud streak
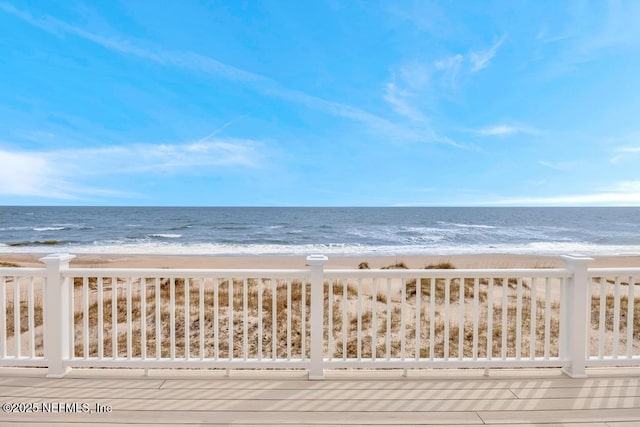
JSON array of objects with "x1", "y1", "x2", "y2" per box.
[
  {"x1": 469, "y1": 37, "x2": 506, "y2": 72},
  {"x1": 610, "y1": 145, "x2": 640, "y2": 164},
  {"x1": 0, "y1": 2, "x2": 460, "y2": 147},
  {"x1": 475, "y1": 124, "x2": 539, "y2": 136}
]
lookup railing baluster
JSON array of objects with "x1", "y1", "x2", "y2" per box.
[
  {"x1": 544, "y1": 278, "x2": 550, "y2": 359},
  {"x1": 258, "y1": 278, "x2": 263, "y2": 360},
  {"x1": 487, "y1": 278, "x2": 494, "y2": 360},
  {"x1": 185, "y1": 278, "x2": 190, "y2": 360},
  {"x1": 170, "y1": 278, "x2": 175, "y2": 360},
  {"x1": 343, "y1": 279, "x2": 347, "y2": 360},
  {"x1": 286, "y1": 279, "x2": 291, "y2": 361},
  {"x1": 627, "y1": 275, "x2": 635, "y2": 359},
  {"x1": 214, "y1": 278, "x2": 219, "y2": 360},
  {"x1": 97, "y1": 277, "x2": 103, "y2": 359},
  {"x1": 112, "y1": 277, "x2": 117, "y2": 359},
  {"x1": 386, "y1": 278, "x2": 391, "y2": 360},
  {"x1": 357, "y1": 278, "x2": 362, "y2": 361},
  {"x1": 141, "y1": 277, "x2": 147, "y2": 360},
  {"x1": 272, "y1": 279, "x2": 277, "y2": 360},
  {"x1": 613, "y1": 277, "x2": 621, "y2": 358},
  {"x1": 372, "y1": 277, "x2": 377, "y2": 361},
  {"x1": 301, "y1": 279, "x2": 306, "y2": 360},
  {"x1": 69, "y1": 275, "x2": 75, "y2": 359},
  {"x1": 199, "y1": 278, "x2": 204, "y2": 360},
  {"x1": 40, "y1": 277, "x2": 45, "y2": 359},
  {"x1": 429, "y1": 277, "x2": 435, "y2": 360},
  {"x1": 155, "y1": 277, "x2": 160, "y2": 359},
  {"x1": 126, "y1": 277, "x2": 132, "y2": 360},
  {"x1": 0, "y1": 276, "x2": 5, "y2": 359},
  {"x1": 516, "y1": 278, "x2": 522, "y2": 360},
  {"x1": 444, "y1": 278, "x2": 450, "y2": 360},
  {"x1": 13, "y1": 277, "x2": 20, "y2": 359},
  {"x1": 530, "y1": 277, "x2": 536, "y2": 360},
  {"x1": 598, "y1": 277, "x2": 606, "y2": 359},
  {"x1": 472, "y1": 277, "x2": 479, "y2": 361},
  {"x1": 458, "y1": 277, "x2": 464, "y2": 360},
  {"x1": 83, "y1": 276, "x2": 89, "y2": 359},
  {"x1": 328, "y1": 279, "x2": 333, "y2": 361},
  {"x1": 401, "y1": 278, "x2": 406, "y2": 362},
  {"x1": 244, "y1": 278, "x2": 249, "y2": 361},
  {"x1": 416, "y1": 276, "x2": 421, "y2": 361},
  {"x1": 28, "y1": 277, "x2": 35, "y2": 359},
  {"x1": 228, "y1": 278, "x2": 233, "y2": 360},
  {"x1": 501, "y1": 277, "x2": 507, "y2": 360}
]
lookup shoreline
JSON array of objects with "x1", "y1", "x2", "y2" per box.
[{"x1": 2, "y1": 252, "x2": 640, "y2": 269}]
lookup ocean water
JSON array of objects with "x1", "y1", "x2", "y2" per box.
[{"x1": 0, "y1": 206, "x2": 639, "y2": 256}]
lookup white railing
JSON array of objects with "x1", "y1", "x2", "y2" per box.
[
  {"x1": 322, "y1": 268, "x2": 570, "y2": 369},
  {"x1": 1, "y1": 254, "x2": 639, "y2": 379},
  {"x1": 587, "y1": 267, "x2": 640, "y2": 366},
  {"x1": 0, "y1": 268, "x2": 47, "y2": 366}
]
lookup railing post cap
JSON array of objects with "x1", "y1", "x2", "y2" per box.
[
  {"x1": 561, "y1": 254, "x2": 594, "y2": 264},
  {"x1": 39, "y1": 253, "x2": 76, "y2": 264},
  {"x1": 306, "y1": 254, "x2": 328, "y2": 265}
]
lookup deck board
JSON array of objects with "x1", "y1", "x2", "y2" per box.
[{"x1": 0, "y1": 367, "x2": 639, "y2": 426}]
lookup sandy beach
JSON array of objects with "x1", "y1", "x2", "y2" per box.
[{"x1": 2, "y1": 252, "x2": 640, "y2": 269}]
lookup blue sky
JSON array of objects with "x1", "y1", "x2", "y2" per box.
[{"x1": 1, "y1": 1, "x2": 639, "y2": 206}]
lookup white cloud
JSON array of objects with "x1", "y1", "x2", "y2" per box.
[
  {"x1": 382, "y1": 62, "x2": 432, "y2": 122},
  {"x1": 617, "y1": 146, "x2": 640, "y2": 153},
  {"x1": 606, "y1": 181, "x2": 640, "y2": 193},
  {"x1": 535, "y1": 3, "x2": 640, "y2": 75},
  {"x1": 475, "y1": 124, "x2": 538, "y2": 136},
  {"x1": 434, "y1": 54, "x2": 463, "y2": 88},
  {"x1": 398, "y1": 62, "x2": 431, "y2": 91},
  {"x1": 610, "y1": 145, "x2": 640, "y2": 164},
  {"x1": 59, "y1": 137, "x2": 263, "y2": 174},
  {"x1": 493, "y1": 193, "x2": 640, "y2": 206},
  {"x1": 476, "y1": 125, "x2": 519, "y2": 136},
  {"x1": 0, "y1": 150, "x2": 65, "y2": 198},
  {"x1": 431, "y1": 37, "x2": 506, "y2": 88},
  {"x1": 0, "y1": 136, "x2": 264, "y2": 200},
  {"x1": 0, "y1": 149, "x2": 132, "y2": 199},
  {"x1": 469, "y1": 37, "x2": 506, "y2": 73},
  {"x1": 383, "y1": 82, "x2": 425, "y2": 122},
  {"x1": 489, "y1": 181, "x2": 640, "y2": 206},
  {"x1": 538, "y1": 161, "x2": 575, "y2": 171},
  {"x1": 538, "y1": 161, "x2": 558, "y2": 170}
]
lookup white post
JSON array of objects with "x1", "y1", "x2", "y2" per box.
[
  {"x1": 40, "y1": 253, "x2": 75, "y2": 378},
  {"x1": 307, "y1": 254, "x2": 327, "y2": 380},
  {"x1": 560, "y1": 255, "x2": 593, "y2": 379}
]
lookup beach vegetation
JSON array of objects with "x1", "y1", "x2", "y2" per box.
[
  {"x1": 0, "y1": 261, "x2": 20, "y2": 267},
  {"x1": 381, "y1": 262, "x2": 408, "y2": 269},
  {"x1": 425, "y1": 262, "x2": 455, "y2": 269}
]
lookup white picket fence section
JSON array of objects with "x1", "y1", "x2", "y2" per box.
[{"x1": 1, "y1": 254, "x2": 639, "y2": 379}]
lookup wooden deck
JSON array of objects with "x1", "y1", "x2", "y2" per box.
[{"x1": 1, "y1": 367, "x2": 640, "y2": 426}]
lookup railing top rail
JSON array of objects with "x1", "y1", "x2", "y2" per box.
[
  {"x1": 588, "y1": 267, "x2": 640, "y2": 276},
  {"x1": 324, "y1": 267, "x2": 571, "y2": 279},
  {"x1": 0, "y1": 267, "x2": 47, "y2": 277},
  {"x1": 63, "y1": 267, "x2": 311, "y2": 279}
]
